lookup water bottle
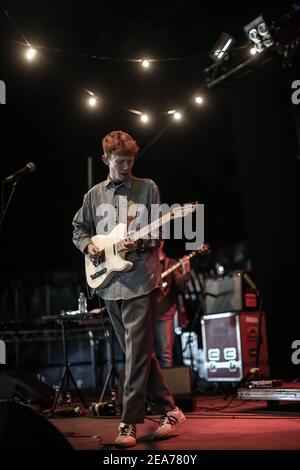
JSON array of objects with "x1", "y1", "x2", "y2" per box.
[
  {"x1": 54, "y1": 385, "x2": 63, "y2": 406},
  {"x1": 78, "y1": 292, "x2": 87, "y2": 313},
  {"x1": 66, "y1": 391, "x2": 72, "y2": 405}
]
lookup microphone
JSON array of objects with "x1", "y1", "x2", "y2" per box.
[{"x1": 4, "y1": 162, "x2": 36, "y2": 183}]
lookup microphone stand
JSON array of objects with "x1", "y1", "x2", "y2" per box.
[{"x1": 0, "y1": 181, "x2": 19, "y2": 231}]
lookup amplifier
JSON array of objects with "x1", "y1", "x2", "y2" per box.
[
  {"x1": 201, "y1": 311, "x2": 269, "y2": 381},
  {"x1": 204, "y1": 271, "x2": 259, "y2": 314}
]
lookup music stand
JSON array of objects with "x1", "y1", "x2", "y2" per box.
[
  {"x1": 99, "y1": 319, "x2": 123, "y2": 404},
  {"x1": 50, "y1": 316, "x2": 88, "y2": 414}
]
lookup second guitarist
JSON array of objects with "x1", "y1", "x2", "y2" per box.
[{"x1": 155, "y1": 240, "x2": 191, "y2": 368}]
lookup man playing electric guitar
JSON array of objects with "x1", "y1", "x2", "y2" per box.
[{"x1": 72, "y1": 130, "x2": 186, "y2": 447}]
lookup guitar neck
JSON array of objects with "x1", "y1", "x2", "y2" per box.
[
  {"x1": 115, "y1": 204, "x2": 197, "y2": 252},
  {"x1": 115, "y1": 212, "x2": 172, "y2": 252},
  {"x1": 161, "y1": 251, "x2": 197, "y2": 279},
  {"x1": 130, "y1": 212, "x2": 172, "y2": 241}
]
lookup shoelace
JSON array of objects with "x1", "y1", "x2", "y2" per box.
[
  {"x1": 120, "y1": 424, "x2": 136, "y2": 437},
  {"x1": 159, "y1": 412, "x2": 171, "y2": 426}
]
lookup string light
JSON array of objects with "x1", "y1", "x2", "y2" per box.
[
  {"x1": 141, "y1": 59, "x2": 150, "y2": 68},
  {"x1": 140, "y1": 114, "x2": 149, "y2": 123},
  {"x1": 88, "y1": 96, "x2": 97, "y2": 107},
  {"x1": 7, "y1": 9, "x2": 293, "y2": 148},
  {"x1": 25, "y1": 47, "x2": 37, "y2": 61},
  {"x1": 18, "y1": 34, "x2": 209, "y2": 123},
  {"x1": 195, "y1": 96, "x2": 204, "y2": 105},
  {"x1": 5, "y1": 7, "x2": 272, "y2": 131},
  {"x1": 19, "y1": 44, "x2": 209, "y2": 120}
]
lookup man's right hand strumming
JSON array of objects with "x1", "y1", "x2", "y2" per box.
[{"x1": 87, "y1": 242, "x2": 100, "y2": 263}]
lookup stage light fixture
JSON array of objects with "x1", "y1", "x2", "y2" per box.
[
  {"x1": 174, "y1": 112, "x2": 182, "y2": 120},
  {"x1": 210, "y1": 32, "x2": 235, "y2": 62},
  {"x1": 244, "y1": 15, "x2": 274, "y2": 54}
]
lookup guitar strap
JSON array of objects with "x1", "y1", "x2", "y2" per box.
[{"x1": 127, "y1": 177, "x2": 143, "y2": 229}]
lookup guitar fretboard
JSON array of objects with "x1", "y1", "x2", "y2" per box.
[
  {"x1": 161, "y1": 245, "x2": 210, "y2": 278},
  {"x1": 161, "y1": 251, "x2": 197, "y2": 279},
  {"x1": 115, "y1": 204, "x2": 196, "y2": 252},
  {"x1": 130, "y1": 212, "x2": 172, "y2": 241}
]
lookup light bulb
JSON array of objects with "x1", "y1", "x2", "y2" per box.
[{"x1": 25, "y1": 48, "x2": 36, "y2": 61}]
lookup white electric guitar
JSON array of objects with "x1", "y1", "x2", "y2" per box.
[{"x1": 85, "y1": 203, "x2": 197, "y2": 289}]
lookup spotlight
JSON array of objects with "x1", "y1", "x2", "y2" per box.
[
  {"x1": 210, "y1": 32, "x2": 235, "y2": 62},
  {"x1": 250, "y1": 47, "x2": 257, "y2": 55},
  {"x1": 25, "y1": 47, "x2": 37, "y2": 61},
  {"x1": 141, "y1": 59, "x2": 150, "y2": 68},
  {"x1": 244, "y1": 15, "x2": 274, "y2": 54},
  {"x1": 195, "y1": 96, "x2": 204, "y2": 105},
  {"x1": 140, "y1": 114, "x2": 149, "y2": 123},
  {"x1": 173, "y1": 112, "x2": 181, "y2": 120}
]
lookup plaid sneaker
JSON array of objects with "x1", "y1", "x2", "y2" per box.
[
  {"x1": 153, "y1": 406, "x2": 186, "y2": 439},
  {"x1": 114, "y1": 422, "x2": 137, "y2": 447}
]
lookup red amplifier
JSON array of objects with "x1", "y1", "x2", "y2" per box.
[{"x1": 201, "y1": 311, "x2": 269, "y2": 381}]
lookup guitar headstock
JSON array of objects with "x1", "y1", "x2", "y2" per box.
[
  {"x1": 170, "y1": 202, "x2": 197, "y2": 220},
  {"x1": 198, "y1": 243, "x2": 211, "y2": 254}
]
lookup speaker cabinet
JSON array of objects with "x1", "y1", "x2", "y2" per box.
[
  {"x1": 161, "y1": 366, "x2": 195, "y2": 411},
  {"x1": 0, "y1": 371, "x2": 54, "y2": 406},
  {"x1": 204, "y1": 271, "x2": 259, "y2": 314},
  {"x1": 0, "y1": 401, "x2": 73, "y2": 450}
]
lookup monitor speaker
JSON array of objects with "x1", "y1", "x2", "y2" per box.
[
  {"x1": 0, "y1": 401, "x2": 73, "y2": 450},
  {"x1": 0, "y1": 371, "x2": 54, "y2": 406}
]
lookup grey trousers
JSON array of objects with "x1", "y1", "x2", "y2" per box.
[{"x1": 104, "y1": 290, "x2": 175, "y2": 424}]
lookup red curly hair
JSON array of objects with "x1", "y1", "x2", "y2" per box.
[{"x1": 102, "y1": 131, "x2": 139, "y2": 158}]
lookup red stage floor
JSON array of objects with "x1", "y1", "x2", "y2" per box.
[{"x1": 49, "y1": 395, "x2": 300, "y2": 450}]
